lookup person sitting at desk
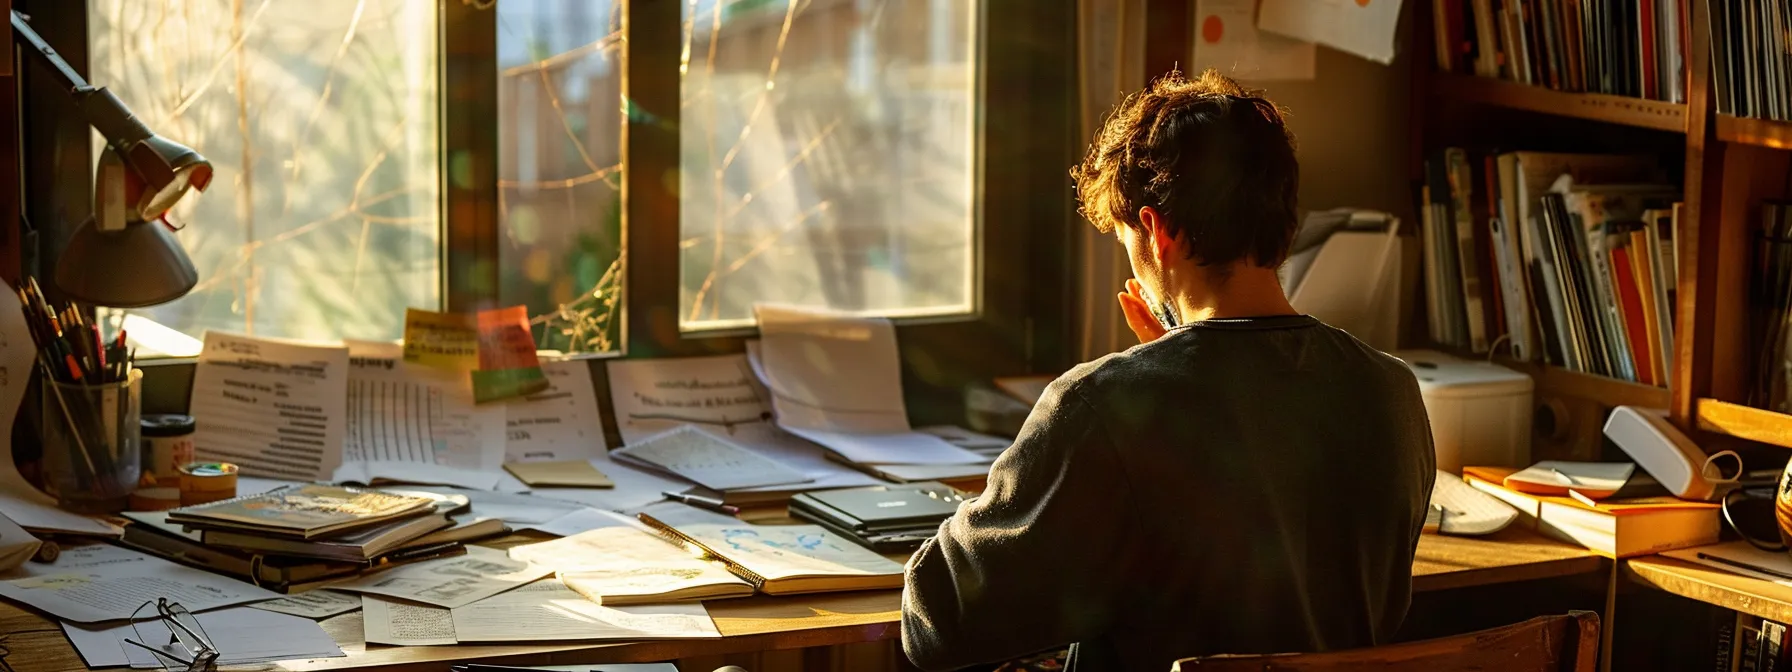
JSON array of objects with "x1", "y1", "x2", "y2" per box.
[{"x1": 899, "y1": 70, "x2": 1438, "y2": 672}]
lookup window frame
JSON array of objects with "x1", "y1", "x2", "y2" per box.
[{"x1": 16, "y1": 0, "x2": 1078, "y2": 426}]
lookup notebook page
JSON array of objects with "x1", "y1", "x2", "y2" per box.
[{"x1": 676, "y1": 523, "x2": 903, "y2": 581}]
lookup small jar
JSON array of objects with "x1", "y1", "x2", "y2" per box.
[{"x1": 140, "y1": 414, "x2": 196, "y2": 487}]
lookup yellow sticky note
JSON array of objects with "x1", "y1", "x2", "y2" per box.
[{"x1": 503, "y1": 460, "x2": 614, "y2": 488}]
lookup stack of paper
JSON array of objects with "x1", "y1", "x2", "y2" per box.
[
  {"x1": 614, "y1": 425, "x2": 811, "y2": 492},
  {"x1": 63, "y1": 605, "x2": 343, "y2": 668},
  {"x1": 361, "y1": 579, "x2": 721, "y2": 645},
  {"x1": 0, "y1": 544, "x2": 279, "y2": 623},
  {"x1": 748, "y1": 305, "x2": 991, "y2": 472}
]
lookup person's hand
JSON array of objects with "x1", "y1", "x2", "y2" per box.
[{"x1": 1117, "y1": 279, "x2": 1169, "y2": 344}]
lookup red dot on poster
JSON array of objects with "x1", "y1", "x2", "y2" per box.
[
  {"x1": 1355, "y1": 0, "x2": 1371, "y2": 6},
  {"x1": 1201, "y1": 15, "x2": 1224, "y2": 43}
]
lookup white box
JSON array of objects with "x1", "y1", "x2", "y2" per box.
[{"x1": 1393, "y1": 351, "x2": 1534, "y2": 474}]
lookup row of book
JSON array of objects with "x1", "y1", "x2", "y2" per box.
[
  {"x1": 1715, "y1": 612, "x2": 1792, "y2": 672},
  {"x1": 119, "y1": 485, "x2": 507, "y2": 592},
  {"x1": 1750, "y1": 203, "x2": 1792, "y2": 412},
  {"x1": 1708, "y1": 0, "x2": 1792, "y2": 121},
  {"x1": 1421, "y1": 149, "x2": 1680, "y2": 386},
  {"x1": 1431, "y1": 0, "x2": 1688, "y2": 102}
]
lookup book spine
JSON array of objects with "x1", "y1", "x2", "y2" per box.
[
  {"x1": 1743, "y1": 613, "x2": 1766, "y2": 672},
  {"x1": 1762, "y1": 620, "x2": 1786, "y2": 672},
  {"x1": 1448, "y1": 149, "x2": 1491, "y2": 352},
  {"x1": 1715, "y1": 607, "x2": 1736, "y2": 672}
]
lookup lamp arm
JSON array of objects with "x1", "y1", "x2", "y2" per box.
[{"x1": 10, "y1": 11, "x2": 154, "y2": 148}]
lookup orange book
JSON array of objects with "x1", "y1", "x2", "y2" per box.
[
  {"x1": 1462, "y1": 467, "x2": 1719, "y2": 557},
  {"x1": 1610, "y1": 246, "x2": 1656, "y2": 386}
]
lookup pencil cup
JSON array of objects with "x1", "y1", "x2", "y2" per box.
[{"x1": 41, "y1": 368, "x2": 142, "y2": 514}]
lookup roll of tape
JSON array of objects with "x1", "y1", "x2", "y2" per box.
[
  {"x1": 127, "y1": 487, "x2": 181, "y2": 512},
  {"x1": 177, "y1": 461, "x2": 238, "y2": 506}
]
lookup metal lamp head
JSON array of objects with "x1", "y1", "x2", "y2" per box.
[{"x1": 54, "y1": 216, "x2": 198, "y2": 308}]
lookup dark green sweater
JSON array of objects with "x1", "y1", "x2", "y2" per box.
[{"x1": 901, "y1": 315, "x2": 1437, "y2": 672}]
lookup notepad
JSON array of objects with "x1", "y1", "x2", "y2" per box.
[
  {"x1": 638, "y1": 512, "x2": 904, "y2": 595},
  {"x1": 614, "y1": 426, "x2": 810, "y2": 491},
  {"x1": 503, "y1": 460, "x2": 615, "y2": 488}
]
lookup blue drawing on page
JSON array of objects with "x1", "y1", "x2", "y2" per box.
[{"x1": 721, "y1": 528, "x2": 826, "y2": 553}]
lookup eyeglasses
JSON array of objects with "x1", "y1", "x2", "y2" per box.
[{"x1": 123, "y1": 598, "x2": 219, "y2": 672}]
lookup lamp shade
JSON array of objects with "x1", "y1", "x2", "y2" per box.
[{"x1": 55, "y1": 217, "x2": 198, "y2": 308}]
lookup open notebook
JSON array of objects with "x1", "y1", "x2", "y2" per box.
[
  {"x1": 637, "y1": 510, "x2": 904, "y2": 595},
  {"x1": 508, "y1": 511, "x2": 754, "y2": 605}
]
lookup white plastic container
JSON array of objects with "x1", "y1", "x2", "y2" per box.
[{"x1": 1392, "y1": 350, "x2": 1534, "y2": 474}]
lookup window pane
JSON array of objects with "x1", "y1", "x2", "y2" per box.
[
  {"x1": 89, "y1": 0, "x2": 440, "y2": 355},
  {"x1": 497, "y1": 1, "x2": 625, "y2": 354},
  {"x1": 679, "y1": 0, "x2": 979, "y2": 330}
]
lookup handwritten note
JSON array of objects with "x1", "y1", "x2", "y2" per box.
[
  {"x1": 190, "y1": 332, "x2": 349, "y2": 480},
  {"x1": 614, "y1": 426, "x2": 809, "y2": 491},
  {"x1": 606, "y1": 355, "x2": 773, "y2": 444},
  {"x1": 505, "y1": 359, "x2": 604, "y2": 462},
  {"x1": 402, "y1": 308, "x2": 478, "y2": 370}
]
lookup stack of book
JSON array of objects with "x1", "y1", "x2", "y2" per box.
[
  {"x1": 1752, "y1": 202, "x2": 1792, "y2": 412},
  {"x1": 1709, "y1": 1, "x2": 1792, "y2": 121},
  {"x1": 1431, "y1": 0, "x2": 1688, "y2": 102},
  {"x1": 1421, "y1": 149, "x2": 1680, "y2": 385},
  {"x1": 118, "y1": 485, "x2": 507, "y2": 592},
  {"x1": 1463, "y1": 466, "x2": 1718, "y2": 557}
]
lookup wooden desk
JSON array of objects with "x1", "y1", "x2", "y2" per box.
[
  {"x1": 1626, "y1": 555, "x2": 1792, "y2": 623},
  {"x1": 0, "y1": 528, "x2": 1603, "y2": 672}
]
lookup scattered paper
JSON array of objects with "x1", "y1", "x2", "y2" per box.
[
  {"x1": 510, "y1": 521, "x2": 752, "y2": 605},
  {"x1": 1258, "y1": 0, "x2": 1403, "y2": 65},
  {"x1": 0, "y1": 511, "x2": 41, "y2": 572},
  {"x1": 615, "y1": 425, "x2": 810, "y2": 491},
  {"x1": 529, "y1": 452, "x2": 691, "y2": 513},
  {"x1": 362, "y1": 595, "x2": 458, "y2": 646},
  {"x1": 363, "y1": 581, "x2": 721, "y2": 645},
  {"x1": 1662, "y1": 542, "x2": 1792, "y2": 587},
  {"x1": 671, "y1": 522, "x2": 905, "y2": 581},
  {"x1": 451, "y1": 579, "x2": 720, "y2": 642},
  {"x1": 521, "y1": 507, "x2": 632, "y2": 537},
  {"x1": 249, "y1": 589, "x2": 362, "y2": 619},
  {"x1": 0, "y1": 544, "x2": 278, "y2": 623},
  {"x1": 1191, "y1": 0, "x2": 1316, "y2": 81},
  {"x1": 190, "y1": 332, "x2": 350, "y2": 481},
  {"x1": 338, "y1": 340, "x2": 506, "y2": 487},
  {"x1": 397, "y1": 486, "x2": 583, "y2": 525},
  {"x1": 62, "y1": 605, "x2": 343, "y2": 669},
  {"x1": 505, "y1": 359, "x2": 605, "y2": 462},
  {"x1": 504, "y1": 459, "x2": 614, "y2": 488},
  {"x1": 329, "y1": 545, "x2": 550, "y2": 609},
  {"x1": 752, "y1": 306, "x2": 984, "y2": 465}
]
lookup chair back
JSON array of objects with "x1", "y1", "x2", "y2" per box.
[{"x1": 1172, "y1": 611, "x2": 1600, "y2": 672}]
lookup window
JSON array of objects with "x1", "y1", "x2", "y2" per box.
[
  {"x1": 496, "y1": 1, "x2": 626, "y2": 354},
  {"x1": 88, "y1": 0, "x2": 441, "y2": 355},
  {"x1": 677, "y1": 0, "x2": 980, "y2": 331}
]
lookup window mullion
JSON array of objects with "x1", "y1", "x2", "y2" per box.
[{"x1": 443, "y1": 0, "x2": 500, "y2": 313}]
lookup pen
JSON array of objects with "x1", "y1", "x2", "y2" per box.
[
  {"x1": 1696, "y1": 552, "x2": 1792, "y2": 581},
  {"x1": 662, "y1": 491, "x2": 740, "y2": 515}
]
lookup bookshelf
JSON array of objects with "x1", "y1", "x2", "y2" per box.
[
  {"x1": 1431, "y1": 74, "x2": 1688, "y2": 133},
  {"x1": 1695, "y1": 399, "x2": 1792, "y2": 449},
  {"x1": 1715, "y1": 115, "x2": 1792, "y2": 151}
]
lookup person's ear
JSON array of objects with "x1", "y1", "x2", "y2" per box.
[{"x1": 1138, "y1": 206, "x2": 1178, "y2": 266}]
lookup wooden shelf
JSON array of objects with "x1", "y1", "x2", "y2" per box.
[
  {"x1": 1695, "y1": 398, "x2": 1792, "y2": 448},
  {"x1": 1628, "y1": 556, "x2": 1792, "y2": 624},
  {"x1": 1508, "y1": 360, "x2": 1672, "y2": 408},
  {"x1": 1431, "y1": 74, "x2": 1687, "y2": 133},
  {"x1": 1716, "y1": 115, "x2": 1792, "y2": 150}
]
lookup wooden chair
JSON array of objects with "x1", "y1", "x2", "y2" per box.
[{"x1": 1172, "y1": 611, "x2": 1600, "y2": 672}]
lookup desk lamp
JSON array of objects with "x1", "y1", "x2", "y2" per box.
[{"x1": 12, "y1": 10, "x2": 210, "y2": 308}]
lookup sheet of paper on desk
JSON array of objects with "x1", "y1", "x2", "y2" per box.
[
  {"x1": 190, "y1": 331, "x2": 350, "y2": 481},
  {"x1": 529, "y1": 452, "x2": 691, "y2": 513},
  {"x1": 451, "y1": 579, "x2": 719, "y2": 642},
  {"x1": 329, "y1": 545, "x2": 550, "y2": 608},
  {"x1": 521, "y1": 507, "x2": 633, "y2": 537},
  {"x1": 362, "y1": 595, "x2": 459, "y2": 646},
  {"x1": 509, "y1": 521, "x2": 752, "y2": 604},
  {"x1": 506, "y1": 359, "x2": 606, "y2": 462},
  {"x1": 615, "y1": 425, "x2": 811, "y2": 491},
  {"x1": 249, "y1": 588, "x2": 362, "y2": 619},
  {"x1": 333, "y1": 340, "x2": 505, "y2": 490},
  {"x1": 752, "y1": 306, "x2": 986, "y2": 465},
  {"x1": 0, "y1": 544, "x2": 279, "y2": 623},
  {"x1": 1662, "y1": 541, "x2": 1792, "y2": 586},
  {"x1": 62, "y1": 605, "x2": 341, "y2": 668}
]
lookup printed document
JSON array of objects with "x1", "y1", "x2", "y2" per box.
[
  {"x1": 505, "y1": 359, "x2": 606, "y2": 462},
  {"x1": 63, "y1": 605, "x2": 342, "y2": 668},
  {"x1": 528, "y1": 451, "x2": 691, "y2": 513},
  {"x1": 190, "y1": 331, "x2": 350, "y2": 480},
  {"x1": 614, "y1": 425, "x2": 810, "y2": 491},
  {"x1": 329, "y1": 545, "x2": 550, "y2": 608},
  {"x1": 334, "y1": 340, "x2": 505, "y2": 489},
  {"x1": 509, "y1": 517, "x2": 752, "y2": 605},
  {"x1": 0, "y1": 544, "x2": 278, "y2": 623},
  {"x1": 751, "y1": 305, "x2": 985, "y2": 465},
  {"x1": 363, "y1": 581, "x2": 720, "y2": 644},
  {"x1": 249, "y1": 589, "x2": 362, "y2": 619}
]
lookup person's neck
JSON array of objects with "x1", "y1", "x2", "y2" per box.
[{"x1": 1169, "y1": 263, "x2": 1299, "y2": 324}]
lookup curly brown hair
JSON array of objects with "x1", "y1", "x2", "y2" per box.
[{"x1": 1071, "y1": 69, "x2": 1299, "y2": 271}]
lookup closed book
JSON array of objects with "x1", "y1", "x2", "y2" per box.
[
  {"x1": 120, "y1": 511, "x2": 363, "y2": 590},
  {"x1": 168, "y1": 484, "x2": 436, "y2": 539},
  {"x1": 203, "y1": 513, "x2": 452, "y2": 563},
  {"x1": 637, "y1": 510, "x2": 905, "y2": 596},
  {"x1": 1762, "y1": 620, "x2": 1786, "y2": 672},
  {"x1": 1464, "y1": 467, "x2": 1719, "y2": 557}
]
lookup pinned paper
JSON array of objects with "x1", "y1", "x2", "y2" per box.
[
  {"x1": 503, "y1": 460, "x2": 615, "y2": 488},
  {"x1": 1258, "y1": 0, "x2": 1404, "y2": 65},
  {"x1": 402, "y1": 307, "x2": 550, "y2": 404},
  {"x1": 1191, "y1": 0, "x2": 1316, "y2": 81}
]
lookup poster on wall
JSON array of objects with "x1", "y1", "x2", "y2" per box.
[{"x1": 1190, "y1": 0, "x2": 1317, "y2": 81}]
